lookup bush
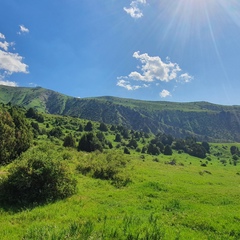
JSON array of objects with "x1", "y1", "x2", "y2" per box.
[
  {"x1": 77, "y1": 152, "x2": 131, "y2": 187},
  {"x1": 0, "y1": 152, "x2": 77, "y2": 206}
]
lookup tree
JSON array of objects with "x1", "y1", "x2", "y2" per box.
[
  {"x1": 127, "y1": 138, "x2": 138, "y2": 149},
  {"x1": 36, "y1": 114, "x2": 44, "y2": 123},
  {"x1": 110, "y1": 125, "x2": 116, "y2": 131},
  {"x1": 147, "y1": 143, "x2": 160, "y2": 155},
  {"x1": 25, "y1": 107, "x2": 37, "y2": 119},
  {"x1": 174, "y1": 139, "x2": 186, "y2": 151},
  {"x1": 77, "y1": 123, "x2": 83, "y2": 132},
  {"x1": 189, "y1": 144, "x2": 206, "y2": 159},
  {"x1": 78, "y1": 133, "x2": 103, "y2": 152},
  {"x1": 122, "y1": 128, "x2": 130, "y2": 139},
  {"x1": 96, "y1": 131, "x2": 106, "y2": 142},
  {"x1": 164, "y1": 145, "x2": 173, "y2": 155},
  {"x1": 230, "y1": 146, "x2": 239, "y2": 155},
  {"x1": 141, "y1": 146, "x2": 147, "y2": 154},
  {"x1": 99, "y1": 122, "x2": 108, "y2": 132},
  {"x1": 63, "y1": 134, "x2": 76, "y2": 148},
  {"x1": 84, "y1": 121, "x2": 93, "y2": 131},
  {"x1": 0, "y1": 110, "x2": 16, "y2": 164},
  {"x1": 9, "y1": 107, "x2": 33, "y2": 159},
  {"x1": 202, "y1": 142, "x2": 210, "y2": 153},
  {"x1": 114, "y1": 133, "x2": 122, "y2": 142},
  {"x1": 124, "y1": 147, "x2": 130, "y2": 154},
  {"x1": 49, "y1": 127, "x2": 63, "y2": 138}
]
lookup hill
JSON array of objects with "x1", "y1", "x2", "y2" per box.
[
  {"x1": 1, "y1": 103, "x2": 240, "y2": 239},
  {"x1": 1, "y1": 85, "x2": 240, "y2": 142}
]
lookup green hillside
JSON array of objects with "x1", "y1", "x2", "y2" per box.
[
  {"x1": 1, "y1": 103, "x2": 240, "y2": 239},
  {"x1": 1, "y1": 85, "x2": 240, "y2": 142}
]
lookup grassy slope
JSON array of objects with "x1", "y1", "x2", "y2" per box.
[
  {"x1": 0, "y1": 143, "x2": 240, "y2": 239},
  {"x1": 0, "y1": 106, "x2": 240, "y2": 239}
]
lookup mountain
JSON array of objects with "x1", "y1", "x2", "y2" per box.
[{"x1": 1, "y1": 85, "x2": 240, "y2": 142}]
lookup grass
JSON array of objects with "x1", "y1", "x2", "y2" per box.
[{"x1": 0, "y1": 142, "x2": 240, "y2": 239}]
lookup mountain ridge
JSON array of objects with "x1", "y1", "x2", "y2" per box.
[{"x1": 1, "y1": 85, "x2": 240, "y2": 142}]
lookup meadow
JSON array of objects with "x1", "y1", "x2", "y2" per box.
[{"x1": 1, "y1": 141, "x2": 240, "y2": 240}]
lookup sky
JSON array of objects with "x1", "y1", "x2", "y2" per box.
[{"x1": 1, "y1": 0, "x2": 240, "y2": 105}]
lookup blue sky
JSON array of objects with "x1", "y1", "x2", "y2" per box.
[{"x1": 1, "y1": 0, "x2": 240, "y2": 105}]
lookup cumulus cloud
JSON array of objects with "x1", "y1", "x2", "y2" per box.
[
  {"x1": 127, "y1": 51, "x2": 184, "y2": 82},
  {"x1": 118, "y1": 51, "x2": 192, "y2": 83},
  {"x1": 0, "y1": 50, "x2": 28, "y2": 74},
  {"x1": 124, "y1": 0, "x2": 147, "y2": 19},
  {"x1": 117, "y1": 79, "x2": 142, "y2": 91},
  {"x1": 18, "y1": 25, "x2": 29, "y2": 35},
  {"x1": 179, "y1": 73, "x2": 193, "y2": 83},
  {"x1": 0, "y1": 33, "x2": 5, "y2": 39},
  {"x1": 0, "y1": 79, "x2": 18, "y2": 87},
  {"x1": 160, "y1": 89, "x2": 171, "y2": 98},
  {"x1": 0, "y1": 41, "x2": 14, "y2": 51},
  {"x1": 117, "y1": 51, "x2": 193, "y2": 96},
  {"x1": 0, "y1": 32, "x2": 29, "y2": 86}
]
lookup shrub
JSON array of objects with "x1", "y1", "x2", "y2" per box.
[
  {"x1": 0, "y1": 152, "x2": 77, "y2": 206},
  {"x1": 77, "y1": 152, "x2": 131, "y2": 187},
  {"x1": 48, "y1": 127, "x2": 63, "y2": 138}
]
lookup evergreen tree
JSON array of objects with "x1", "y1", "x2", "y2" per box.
[
  {"x1": 127, "y1": 138, "x2": 138, "y2": 149},
  {"x1": 202, "y1": 141, "x2": 210, "y2": 153},
  {"x1": 0, "y1": 110, "x2": 16, "y2": 164},
  {"x1": 63, "y1": 134, "x2": 76, "y2": 148},
  {"x1": 99, "y1": 122, "x2": 108, "y2": 132},
  {"x1": 9, "y1": 107, "x2": 33, "y2": 158},
  {"x1": 147, "y1": 143, "x2": 160, "y2": 155},
  {"x1": 124, "y1": 147, "x2": 130, "y2": 154},
  {"x1": 164, "y1": 145, "x2": 173, "y2": 155},
  {"x1": 0, "y1": 107, "x2": 33, "y2": 164},
  {"x1": 78, "y1": 133, "x2": 103, "y2": 152},
  {"x1": 84, "y1": 121, "x2": 93, "y2": 131},
  {"x1": 77, "y1": 123, "x2": 83, "y2": 132},
  {"x1": 114, "y1": 133, "x2": 122, "y2": 142}
]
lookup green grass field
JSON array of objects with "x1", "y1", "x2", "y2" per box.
[{"x1": 1, "y1": 142, "x2": 240, "y2": 240}]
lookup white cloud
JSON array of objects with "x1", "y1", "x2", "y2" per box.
[
  {"x1": 0, "y1": 33, "x2": 5, "y2": 39},
  {"x1": 117, "y1": 51, "x2": 193, "y2": 96},
  {"x1": 124, "y1": 0, "x2": 147, "y2": 19},
  {"x1": 179, "y1": 73, "x2": 193, "y2": 83},
  {"x1": 29, "y1": 82, "x2": 38, "y2": 87},
  {"x1": 0, "y1": 32, "x2": 29, "y2": 85},
  {"x1": 0, "y1": 50, "x2": 28, "y2": 74},
  {"x1": 18, "y1": 25, "x2": 29, "y2": 35},
  {"x1": 0, "y1": 79, "x2": 18, "y2": 87},
  {"x1": 117, "y1": 79, "x2": 142, "y2": 91},
  {"x1": 0, "y1": 41, "x2": 14, "y2": 51},
  {"x1": 160, "y1": 89, "x2": 171, "y2": 98},
  {"x1": 129, "y1": 51, "x2": 182, "y2": 82}
]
